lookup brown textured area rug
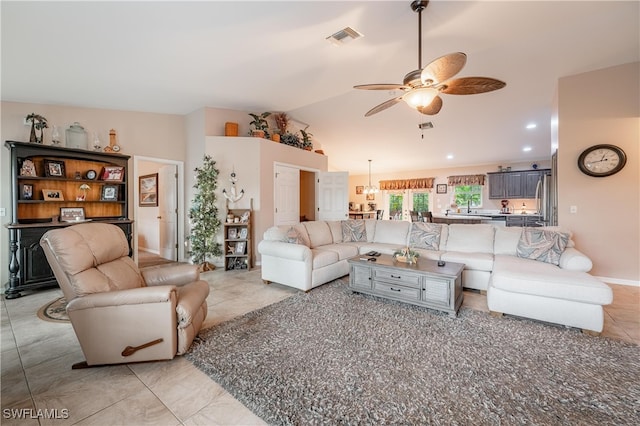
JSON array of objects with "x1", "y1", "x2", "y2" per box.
[
  {"x1": 187, "y1": 279, "x2": 640, "y2": 425},
  {"x1": 37, "y1": 297, "x2": 69, "y2": 323}
]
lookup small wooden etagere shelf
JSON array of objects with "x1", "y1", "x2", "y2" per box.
[{"x1": 223, "y1": 199, "x2": 253, "y2": 271}]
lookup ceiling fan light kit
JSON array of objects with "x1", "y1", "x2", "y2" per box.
[{"x1": 355, "y1": 0, "x2": 505, "y2": 117}]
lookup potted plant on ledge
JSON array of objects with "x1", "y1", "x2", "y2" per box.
[
  {"x1": 300, "y1": 128, "x2": 313, "y2": 151},
  {"x1": 248, "y1": 112, "x2": 271, "y2": 139}
]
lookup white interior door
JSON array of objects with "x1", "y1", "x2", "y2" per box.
[
  {"x1": 274, "y1": 164, "x2": 300, "y2": 226},
  {"x1": 317, "y1": 171, "x2": 348, "y2": 221},
  {"x1": 158, "y1": 165, "x2": 178, "y2": 260}
]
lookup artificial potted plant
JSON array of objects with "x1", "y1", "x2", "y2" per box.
[
  {"x1": 248, "y1": 112, "x2": 271, "y2": 139},
  {"x1": 300, "y1": 128, "x2": 313, "y2": 151}
]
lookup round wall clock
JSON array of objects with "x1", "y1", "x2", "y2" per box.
[
  {"x1": 85, "y1": 169, "x2": 97, "y2": 180},
  {"x1": 577, "y1": 144, "x2": 626, "y2": 177}
]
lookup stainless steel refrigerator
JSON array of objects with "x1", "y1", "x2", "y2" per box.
[{"x1": 535, "y1": 151, "x2": 558, "y2": 226}]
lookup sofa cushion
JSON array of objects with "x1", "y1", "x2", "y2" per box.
[
  {"x1": 310, "y1": 249, "x2": 339, "y2": 269},
  {"x1": 263, "y1": 226, "x2": 287, "y2": 242},
  {"x1": 316, "y1": 243, "x2": 359, "y2": 260},
  {"x1": 285, "y1": 224, "x2": 311, "y2": 247},
  {"x1": 364, "y1": 220, "x2": 377, "y2": 242},
  {"x1": 444, "y1": 224, "x2": 495, "y2": 253},
  {"x1": 492, "y1": 255, "x2": 612, "y2": 305},
  {"x1": 373, "y1": 220, "x2": 410, "y2": 245},
  {"x1": 494, "y1": 226, "x2": 523, "y2": 256},
  {"x1": 516, "y1": 228, "x2": 569, "y2": 265},
  {"x1": 342, "y1": 220, "x2": 367, "y2": 242},
  {"x1": 559, "y1": 247, "x2": 593, "y2": 272},
  {"x1": 412, "y1": 248, "x2": 444, "y2": 261},
  {"x1": 409, "y1": 222, "x2": 442, "y2": 250},
  {"x1": 303, "y1": 221, "x2": 333, "y2": 248},
  {"x1": 441, "y1": 251, "x2": 494, "y2": 271},
  {"x1": 327, "y1": 221, "x2": 343, "y2": 243}
]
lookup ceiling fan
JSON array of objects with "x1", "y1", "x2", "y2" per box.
[{"x1": 354, "y1": 0, "x2": 506, "y2": 117}]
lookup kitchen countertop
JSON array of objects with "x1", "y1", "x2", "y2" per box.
[{"x1": 433, "y1": 212, "x2": 541, "y2": 220}]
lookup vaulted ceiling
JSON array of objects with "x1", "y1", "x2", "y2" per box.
[{"x1": 2, "y1": 1, "x2": 638, "y2": 174}]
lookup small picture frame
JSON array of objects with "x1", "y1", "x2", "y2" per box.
[
  {"x1": 139, "y1": 173, "x2": 158, "y2": 207},
  {"x1": 239, "y1": 228, "x2": 248, "y2": 239},
  {"x1": 235, "y1": 241, "x2": 246, "y2": 254},
  {"x1": 366, "y1": 193, "x2": 375, "y2": 201},
  {"x1": 436, "y1": 184, "x2": 447, "y2": 194},
  {"x1": 21, "y1": 184, "x2": 33, "y2": 200},
  {"x1": 60, "y1": 207, "x2": 85, "y2": 222},
  {"x1": 44, "y1": 159, "x2": 66, "y2": 178},
  {"x1": 228, "y1": 228, "x2": 238, "y2": 239},
  {"x1": 240, "y1": 211, "x2": 250, "y2": 223},
  {"x1": 101, "y1": 185, "x2": 119, "y2": 201},
  {"x1": 356, "y1": 186, "x2": 364, "y2": 195},
  {"x1": 101, "y1": 166, "x2": 125, "y2": 182},
  {"x1": 19, "y1": 159, "x2": 37, "y2": 177},
  {"x1": 42, "y1": 189, "x2": 64, "y2": 201}
]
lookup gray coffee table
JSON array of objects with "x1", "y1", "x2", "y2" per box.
[{"x1": 347, "y1": 254, "x2": 465, "y2": 317}]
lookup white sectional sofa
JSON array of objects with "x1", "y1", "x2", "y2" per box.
[{"x1": 258, "y1": 219, "x2": 613, "y2": 333}]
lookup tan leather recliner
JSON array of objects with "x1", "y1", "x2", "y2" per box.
[{"x1": 40, "y1": 222, "x2": 209, "y2": 368}]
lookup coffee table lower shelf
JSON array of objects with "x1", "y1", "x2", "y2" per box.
[{"x1": 347, "y1": 254, "x2": 465, "y2": 317}]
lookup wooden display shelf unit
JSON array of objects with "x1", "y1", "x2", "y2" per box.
[
  {"x1": 4, "y1": 140, "x2": 133, "y2": 298},
  {"x1": 223, "y1": 206, "x2": 252, "y2": 271}
]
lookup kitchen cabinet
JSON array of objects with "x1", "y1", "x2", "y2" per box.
[
  {"x1": 488, "y1": 169, "x2": 549, "y2": 199},
  {"x1": 4, "y1": 140, "x2": 132, "y2": 298},
  {"x1": 506, "y1": 215, "x2": 543, "y2": 227}
]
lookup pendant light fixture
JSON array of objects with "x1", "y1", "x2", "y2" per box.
[{"x1": 364, "y1": 159, "x2": 379, "y2": 194}]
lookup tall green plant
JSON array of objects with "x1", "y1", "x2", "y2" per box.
[{"x1": 188, "y1": 155, "x2": 222, "y2": 270}]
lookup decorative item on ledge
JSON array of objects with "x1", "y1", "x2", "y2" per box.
[
  {"x1": 393, "y1": 247, "x2": 419, "y2": 264},
  {"x1": 248, "y1": 112, "x2": 271, "y2": 139},
  {"x1": 25, "y1": 113, "x2": 48, "y2": 144}
]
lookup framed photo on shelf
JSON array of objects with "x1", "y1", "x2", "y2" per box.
[
  {"x1": 42, "y1": 189, "x2": 64, "y2": 201},
  {"x1": 139, "y1": 173, "x2": 158, "y2": 206},
  {"x1": 101, "y1": 166, "x2": 125, "y2": 182},
  {"x1": 228, "y1": 228, "x2": 238, "y2": 239},
  {"x1": 20, "y1": 184, "x2": 33, "y2": 200},
  {"x1": 356, "y1": 185, "x2": 364, "y2": 195},
  {"x1": 366, "y1": 193, "x2": 375, "y2": 201},
  {"x1": 436, "y1": 184, "x2": 447, "y2": 194},
  {"x1": 239, "y1": 228, "x2": 248, "y2": 239},
  {"x1": 44, "y1": 159, "x2": 65, "y2": 177},
  {"x1": 19, "y1": 159, "x2": 37, "y2": 177},
  {"x1": 235, "y1": 241, "x2": 246, "y2": 254},
  {"x1": 101, "y1": 185, "x2": 119, "y2": 201},
  {"x1": 240, "y1": 211, "x2": 250, "y2": 223},
  {"x1": 60, "y1": 207, "x2": 85, "y2": 222}
]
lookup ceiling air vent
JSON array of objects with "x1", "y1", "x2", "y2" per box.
[
  {"x1": 418, "y1": 122, "x2": 434, "y2": 130},
  {"x1": 326, "y1": 27, "x2": 363, "y2": 46}
]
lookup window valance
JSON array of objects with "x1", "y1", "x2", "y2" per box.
[
  {"x1": 447, "y1": 174, "x2": 486, "y2": 186},
  {"x1": 379, "y1": 177, "x2": 435, "y2": 191}
]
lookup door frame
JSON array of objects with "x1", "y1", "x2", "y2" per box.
[
  {"x1": 272, "y1": 161, "x2": 321, "y2": 224},
  {"x1": 133, "y1": 155, "x2": 185, "y2": 262}
]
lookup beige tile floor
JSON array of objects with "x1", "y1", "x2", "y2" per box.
[{"x1": 1, "y1": 269, "x2": 638, "y2": 425}]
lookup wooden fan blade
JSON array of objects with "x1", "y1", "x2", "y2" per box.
[
  {"x1": 354, "y1": 84, "x2": 408, "y2": 91},
  {"x1": 364, "y1": 96, "x2": 403, "y2": 117},
  {"x1": 416, "y1": 96, "x2": 443, "y2": 115},
  {"x1": 441, "y1": 77, "x2": 506, "y2": 95},
  {"x1": 421, "y1": 52, "x2": 467, "y2": 85}
]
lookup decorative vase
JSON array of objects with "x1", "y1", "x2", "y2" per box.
[
  {"x1": 251, "y1": 130, "x2": 265, "y2": 138},
  {"x1": 272, "y1": 134, "x2": 280, "y2": 142}
]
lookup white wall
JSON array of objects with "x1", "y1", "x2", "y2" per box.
[
  {"x1": 557, "y1": 62, "x2": 639, "y2": 284},
  {"x1": 136, "y1": 160, "x2": 162, "y2": 253}
]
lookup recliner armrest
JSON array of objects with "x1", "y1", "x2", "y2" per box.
[
  {"x1": 66, "y1": 285, "x2": 177, "y2": 312},
  {"x1": 141, "y1": 263, "x2": 200, "y2": 287}
]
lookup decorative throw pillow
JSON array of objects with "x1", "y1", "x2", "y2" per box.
[
  {"x1": 341, "y1": 220, "x2": 367, "y2": 242},
  {"x1": 409, "y1": 222, "x2": 442, "y2": 251},
  {"x1": 516, "y1": 228, "x2": 570, "y2": 265}
]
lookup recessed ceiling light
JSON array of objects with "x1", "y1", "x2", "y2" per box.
[
  {"x1": 446, "y1": 154, "x2": 454, "y2": 159},
  {"x1": 526, "y1": 123, "x2": 537, "y2": 129},
  {"x1": 523, "y1": 146, "x2": 532, "y2": 152}
]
